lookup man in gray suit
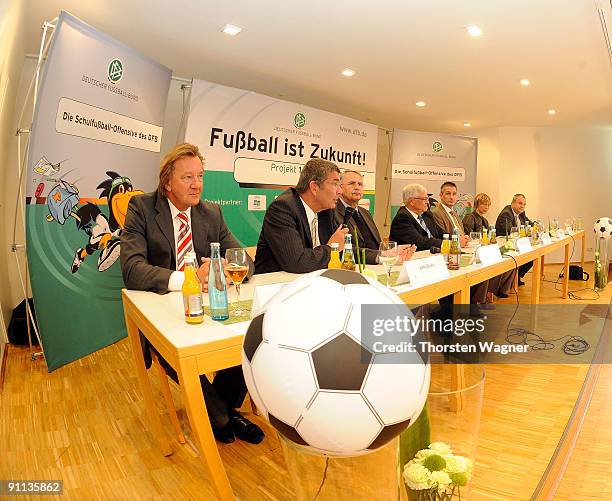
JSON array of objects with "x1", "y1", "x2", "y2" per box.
[
  {"x1": 255, "y1": 158, "x2": 349, "y2": 274},
  {"x1": 121, "y1": 143, "x2": 263, "y2": 445}
]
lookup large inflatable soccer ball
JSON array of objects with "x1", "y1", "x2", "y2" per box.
[
  {"x1": 242, "y1": 269, "x2": 430, "y2": 456},
  {"x1": 594, "y1": 217, "x2": 612, "y2": 239}
]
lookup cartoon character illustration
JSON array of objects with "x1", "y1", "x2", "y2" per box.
[
  {"x1": 44, "y1": 170, "x2": 143, "y2": 273},
  {"x1": 33, "y1": 156, "x2": 68, "y2": 179},
  {"x1": 70, "y1": 171, "x2": 144, "y2": 273}
]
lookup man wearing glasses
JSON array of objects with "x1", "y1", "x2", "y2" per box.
[
  {"x1": 390, "y1": 183, "x2": 444, "y2": 249},
  {"x1": 255, "y1": 158, "x2": 349, "y2": 274},
  {"x1": 390, "y1": 182, "x2": 489, "y2": 315}
]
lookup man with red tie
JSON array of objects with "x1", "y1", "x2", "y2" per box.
[{"x1": 121, "y1": 143, "x2": 263, "y2": 445}]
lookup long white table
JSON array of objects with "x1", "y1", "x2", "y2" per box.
[{"x1": 122, "y1": 230, "x2": 585, "y2": 500}]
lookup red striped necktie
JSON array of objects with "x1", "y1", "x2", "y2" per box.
[{"x1": 176, "y1": 212, "x2": 193, "y2": 271}]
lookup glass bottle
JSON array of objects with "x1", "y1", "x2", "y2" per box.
[
  {"x1": 489, "y1": 225, "x2": 497, "y2": 244},
  {"x1": 448, "y1": 234, "x2": 460, "y2": 270},
  {"x1": 341, "y1": 234, "x2": 356, "y2": 271},
  {"x1": 208, "y1": 242, "x2": 229, "y2": 320},
  {"x1": 182, "y1": 252, "x2": 204, "y2": 324},
  {"x1": 328, "y1": 243, "x2": 342, "y2": 269},
  {"x1": 481, "y1": 227, "x2": 489, "y2": 245},
  {"x1": 440, "y1": 234, "x2": 450, "y2": 264}
]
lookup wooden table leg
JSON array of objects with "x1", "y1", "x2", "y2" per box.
[
  {"x1": 581, "y1": 233, "x2": 586, "y2": 271},
  {"x1": 562, "y1": 243, "x2": 570, "y2": 299},
  {"x1": 450, "y1": 284, "x2": 470, "y2": 412},
  {"x1": 540, "y1": 255, "x2": 545, "y2": 279},
  {"x1": 124, "y1": 311, "x2": 172, "y2": 456},
  {"x1": 178, "y1": 357, "x2": 235, "y2": 501},
  {"x1": 152, "y1": 351, "x2": 186, "y2": 444},
  {"x1": 531, "y1": 257, "x2": 542, "y2": 304}
]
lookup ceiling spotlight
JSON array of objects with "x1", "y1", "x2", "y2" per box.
[
  {"x1": 466, "y1": 25, "x2": 483, "y2": 37},
  {"x1": 520, "y1": 79, "x2": 530, "y2": 86},
  {"x1": 341, "y1": 68, "x2": 356, "y2": 77},
  {"x1": 222, "y1": 24, "x2": 242, "y2": 36},
  {"x1": 415, "y1": 101, "x2": 426, "y2": 107},
  {"x1": 463, "y1": 123, "x2": 471, "y2": 127},
  {"x1": 548, "y1": 109, "x2": 557, "y2": 115}
]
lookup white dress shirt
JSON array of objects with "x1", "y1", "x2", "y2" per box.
[{"x1": 167, "y1": 199, "x2": 192, "y2": 291}]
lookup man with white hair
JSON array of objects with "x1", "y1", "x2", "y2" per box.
[
  {"x1": 390, "y1": 183, "x2": 444, "y2": 249},
  {"x1": 390, "y1": 182, "x2": 488, "y2": 309}
]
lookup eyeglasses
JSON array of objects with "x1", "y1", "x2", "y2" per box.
[{"x1": 410, "y1": 197, "x2": 429, "y2": 201}]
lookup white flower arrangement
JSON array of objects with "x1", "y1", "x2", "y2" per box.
[{"x1": 403, "y1": 442, "x2": 473, "y2": 500}]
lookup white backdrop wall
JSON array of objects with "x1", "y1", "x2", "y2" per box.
[{"x1": 473, "y1": 125, "x2": 612, "y2": 263}]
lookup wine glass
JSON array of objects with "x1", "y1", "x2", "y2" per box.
[
  {"x1": 378, "y1": 241, "x2": 398, "y2": 289},
  {"x1": 225, "y1": 248, "x2": 249, "y2": 316},
  {"x1": 469, "y1": 232, "x2": 481, "y2": 247}
]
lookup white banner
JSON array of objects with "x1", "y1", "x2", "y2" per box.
[
  {"x1": 184, "y1": 79, "x2": 378, "y2": 246},
  {"x1": 25, "y1": 11, "x2": 171, "y2": 371},
  {"x1": 390, "y1": 130, "x2": 477, "y2": 216},
  {"x1": 186, "y1": 79, "x2": 378, "y2": 188}
]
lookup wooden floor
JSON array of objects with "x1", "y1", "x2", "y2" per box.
[{"x1": 0, "y1": 263, "x2": 610, "y2": 500}]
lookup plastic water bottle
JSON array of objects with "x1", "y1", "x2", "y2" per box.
[{"x1": 208, "y1": 243, "x2": 229, "y2": 320}]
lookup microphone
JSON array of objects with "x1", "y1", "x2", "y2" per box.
[{"x1": 342, "y1": 206, "x2": 356, "y2": 228}]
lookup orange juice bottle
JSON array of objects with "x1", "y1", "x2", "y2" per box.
[
  {"x1": 328, "y1": 243, "x2": 342, "y2": 269},
  {"x1": 481, "y1": 227, "x2": 490, "y2": 245},
  {"x1": 182, "y1": 252, "x2": 204, "y2": 324}
]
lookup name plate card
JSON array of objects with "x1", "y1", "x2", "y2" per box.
[
  {"x1": 397, "y1": 254, "x2": 449, "y2": 287},
  {"x1": 516, "y1": 237, "x2": 533, "y2": 253},
  {"x1": 540, "y1": 233, "x2": 552, "y2": 245},
  {"x1": 476, "y1": 244, "x2": 503, "y2": 266}
]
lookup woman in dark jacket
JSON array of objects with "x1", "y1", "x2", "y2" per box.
[
  {"x1": 464, "y1": 193, "x2": 515, "y2": 299},
  {"x1": 463, "y1": 193, "x2": 491, "y2": 233}
]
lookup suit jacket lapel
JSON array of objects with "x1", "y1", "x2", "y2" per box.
[
  {"x1": 358, "y1": 206, "x2": 381, "y2": 245},
  {"x1": 191, "y1": 203, "x2": 208, "y2": 257},
  {"x1": 154, "y1": 195, "x2": 176, "y2": 260},
  {"x1": 292, "y1": 189, "x2": 313, "y2": 247}
]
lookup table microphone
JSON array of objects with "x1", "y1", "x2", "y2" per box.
[{"x1": 342, "y1": 206, "x2": 356, "y2": 228}]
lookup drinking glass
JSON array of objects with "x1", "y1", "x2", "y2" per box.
[
  {"x1": 469, "y1": 232, "x2": 481, "y2": 247},
  {"x1": 510, "y1": 226, "x2": 519, "y2": 239},
  {"x1": 225, "y1": 248, "x2": 249, "y2": 315},
  {"x1": 378, "y1": 241, "x2": 398, "y2": 289}
]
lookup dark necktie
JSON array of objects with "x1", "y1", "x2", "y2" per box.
[{"x1": 418, "y1": 215, "x2": 432, "y2": 238}]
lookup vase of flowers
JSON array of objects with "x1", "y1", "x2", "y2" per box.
[
  {"x1": 594, "y1": 236, "x2": 609, "y2": 291},
  {"x1": 403, "y1": 442, "x2": 473, "y2": 500},
  {"x1": 399, "y1": 364, "x2": 484, "y2": 500}
]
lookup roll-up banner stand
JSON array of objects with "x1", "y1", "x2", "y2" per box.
[
  {"x1": 185, "y1": 79, "x2": 379, "y2": 246},
  {"x1": 390, "y1": 130, "x2": 477, "y2": 219},
  {"x1": 26, "y1": 11, "x2": 171, "y2": 370}
]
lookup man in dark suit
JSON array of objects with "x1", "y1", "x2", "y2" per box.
[
  {"x1": 121, "y1": 143, "x2": 263, "y2": 445},
  {"x1": 335, "y1": 170, "x2": 415, "y2": 264},
  {"x1": 390, "y1": 182, "x2": 488, "y2": 309},
  {"x1": 255, "y1": 159, "x2": 349, "y2": 274},
  {"x1": 495, "y1": 193, "x2": 533, "y2": 285},
  {"x1": 390, "y1": 183, "x2": 445, "y2": 250}
]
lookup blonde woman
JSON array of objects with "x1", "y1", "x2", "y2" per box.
[{"x1": 464, "y1": 193, "x2": 516, "y2": 300}]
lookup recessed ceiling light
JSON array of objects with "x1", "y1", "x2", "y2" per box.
[
  {"x1": 415, "y1": 101, "x2": 426, "y2": 107},
  {"x1": 520, "y1": 79, "x2": 530, "y2": 86},
  {"x1": 463, "y1": 123, "x2": 471, "y2": 127},
  {"x1": 466, "y1": 25, "x2": 483, "y2": 37},
  {"x1": 548, "y1": 108, "x2": 557, "y2": 115},
  {"x1": 341, "y1": 68, "x2": 355, "y2": 77},
  {"x1": 222, "y1": 24, "x2": 242, "y2": 36}
]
